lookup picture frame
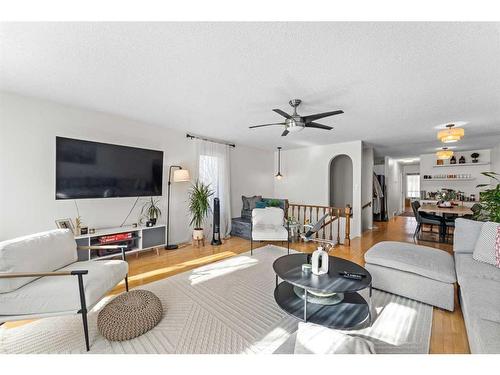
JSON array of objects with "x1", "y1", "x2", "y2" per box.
[{"x1": 55, "y1": 218, "x2": 75, "y2": 233}]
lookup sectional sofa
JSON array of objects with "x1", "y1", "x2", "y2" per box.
[{"x1": 453, "y1": 218, "x2": 500, "y2": 354}]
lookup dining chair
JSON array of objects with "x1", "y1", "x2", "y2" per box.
[{"x1": 411, "y1": 201, "x2": 445, "y2": 241}]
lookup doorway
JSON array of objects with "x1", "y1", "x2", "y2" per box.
[{"x1": 329, "y1": 154, "x2": 353, "y2": 208}]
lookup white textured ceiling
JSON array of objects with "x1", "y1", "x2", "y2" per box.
[{"x1": 1, "y1": 22, "x2": 500, "y2": 156}]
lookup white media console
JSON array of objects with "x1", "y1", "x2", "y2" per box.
[{"x1": 74, "y1": 224, "x2": 166, "y2": 261}]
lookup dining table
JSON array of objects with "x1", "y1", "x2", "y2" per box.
[{"x1": 418, "y1": 203, "x2": 473, "y2": 216}]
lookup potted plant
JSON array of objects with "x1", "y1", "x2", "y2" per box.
[
  {"x1": 471, "y1": 152, "x2": 480, "y2": 163},
  {"x1": 476, "y1": 172, "x2": 500, "y2": 222},
  {"x1": 140, "y1": 197, "x2": 162, "y2": 225},
  {"x1": 188, "y1": 180, "x2": 214, "y2": 240},
  {"x1": 437, "y1": 189, "x2": 456, "y2": 207},
  {"x1": 266, "y1": 199, "x2": 282, "y2": 208}
]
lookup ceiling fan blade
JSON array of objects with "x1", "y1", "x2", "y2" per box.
[
  {"x1": 273, "y1": 109, "x2": 292, "y2": 119},
  {"x1": 249, "y1": 123, "x2": 286, "y2": 129},
  {"x1": 303, "y1": 110, "x2": 344, "y2": 123},
  {"x1": 304, "y1": 122, "x2": 333, "y2": 130},
  {"x1": 281, "y1": 129, "x2": 289, "y2": 137}
]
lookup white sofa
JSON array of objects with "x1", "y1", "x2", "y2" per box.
[
  {"x1": 250, "y1": 207, "x2": 290, "y2": 255},
  {"x1": 0, "y1": 229, "x2": 128, "y2": 351},
  {"x1": 453, "y1": 218, "x2": 500, "y2": 354}
]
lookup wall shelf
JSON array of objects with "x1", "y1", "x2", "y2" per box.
[
  {"x1": 433, "y1": 162, "x2": 490, "y2": 168},
  {"x1": 422, "y1": 178, "x2": 476, "y2": 182}
]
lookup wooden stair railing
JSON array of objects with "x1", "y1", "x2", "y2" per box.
[{"x1": 288, "y1": 203, "x2": 351, "y2": 246}]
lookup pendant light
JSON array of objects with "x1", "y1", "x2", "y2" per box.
[
  {"x1": 275, "y1": 147, "x2": 283, "y2": 180},
  {"x1": 436, "y1": 147, "x2": 454, "y2": 160},
  {"x1": 437, "y1": 124, "x2": 465, "y2": 143}
]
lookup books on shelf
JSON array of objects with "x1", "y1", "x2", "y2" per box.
[{"x1": 98, "y1": 232, "x2": 133, "y2": 244}]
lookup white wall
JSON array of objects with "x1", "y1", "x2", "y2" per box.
[
  {"x1": 385, "y1": 156, "x2": 403, "y2": 219},
  {"x1": 361, "y1": 147, "x2": 374, "y2": 231},
  {"x1": 0, "y1": 92, "x2": 273, "y2": 241},
  {"x1": 274, "y1": 140, "x2": 363, "y2": 239},
  {"x1": 230, "y1": 145, "x2": 274, "y2": 217},
  {"x1": 491, "y1": 142, "x2": 500, "y2": 177},
  {"x1": 419, "y1": 149, "x2": 491, "y2": 200}
]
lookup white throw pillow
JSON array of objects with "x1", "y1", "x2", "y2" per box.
[
  {"x1": 293, "y1": 322, "x2": 375, "y2": 354},
  {"x1": 473, "y1": 221, "x2": 500, "y2": 268}
]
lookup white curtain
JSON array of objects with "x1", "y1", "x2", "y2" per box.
[{"x1": 195, "y1": 139, "x2": 232, "y2": 238}]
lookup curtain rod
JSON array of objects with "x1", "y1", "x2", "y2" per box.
[{"x1": 186, "y1": 133, "x2": 236, "y2": 148}]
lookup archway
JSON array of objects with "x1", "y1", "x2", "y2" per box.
[{"x1": 329, "y1": 154, "x2": 353, "y2": 208}]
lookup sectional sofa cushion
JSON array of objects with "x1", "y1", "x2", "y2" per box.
[
  {"x1": 293, "y1": 322, "x2": 375, "y2": 354},
  {"x1": 454, "y1": 218, "x2": 484, "y2": 253},
  {"x1": 454, "y1": 253, "x2": 500, "y2": 285},
  {"x1": 473, "y1": 221, "x2": 500, "y2": 268},
  {"x1": 458, "y1": 277, "x2": 500, "y2": 353},
  {"x1": 0, "y1": 229, "x2": 77, "y2": 293},
  {"x1": 364, "y1": 241, "x2": 456, "y2": 283}
]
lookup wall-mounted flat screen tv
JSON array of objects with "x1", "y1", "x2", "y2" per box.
[{"x1": 56, "y1": 137, "x2": 163, "y2": 199}]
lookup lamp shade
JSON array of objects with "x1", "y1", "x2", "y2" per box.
[
  {"x1": 437, "y1": 125, "x2": 464, "y2": 143},
  {"x1": 173, "y1": 169, "x2": 190, "y2": 182}
]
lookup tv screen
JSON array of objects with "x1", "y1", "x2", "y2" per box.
[{"x1": 56, "y1": 137, "x2": 163, "y2": 199}]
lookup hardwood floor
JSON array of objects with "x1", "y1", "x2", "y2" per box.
[{"x1": 4, "y1": 216, "x2": 470, "y2": 354}]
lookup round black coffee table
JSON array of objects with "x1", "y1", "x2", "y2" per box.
[{"x1": 273, "y1": 253, "x2": 372, "y2": 329}]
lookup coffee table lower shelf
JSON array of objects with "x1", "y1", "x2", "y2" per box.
[{"x1": 274, "y1": 281, "x2": 370, "y2": 329}]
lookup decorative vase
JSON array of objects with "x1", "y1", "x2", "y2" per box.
[
  {"x1": 311, "y1": 246, "x2": 329, "y2": 275},
  {"x1": 193, "y1": 228, "x2": 204, "y2": 240}
]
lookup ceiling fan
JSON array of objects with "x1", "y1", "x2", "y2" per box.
[{"x1": 249, "y1": 99, "x2": 344, "y2": 137}]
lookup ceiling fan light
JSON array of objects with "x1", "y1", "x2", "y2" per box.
[
  {"x1": 437, "y1": 125, "x2": 464, "y2": 143},
  {"x1": 436, "y1": 148, "x2": 454, "y2": 160},
  {"x1": 287, "y1": 125, "x2": 303, "y2": 133}
]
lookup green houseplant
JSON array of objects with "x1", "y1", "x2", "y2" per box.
[
  {"x1": 437, "y1": 189, "x2": 457, "y2": 205},
  {"x1": 266, "y1": 199, "x2": 282, "y2": 208},
  {"x1": 188, "y1": 180, "x2": 214, "y2": 239},
  {"x1": 476, "y1": 172, "x2": 500, "y2": 222},
  {"x1": 140, "y1": 197, "x2": 162, "y2": 225}
]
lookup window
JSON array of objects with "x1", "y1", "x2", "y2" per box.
[
  {"x1": 406, "y1": 174, "x2": 420, "y2": 198},
  {"x1": 199, "y1": 154, "x2": 220, "y2": 197}
]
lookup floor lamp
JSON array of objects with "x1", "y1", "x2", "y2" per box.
[{"x1": 165, "y1": 165, "x2": 190, "y2": 250}]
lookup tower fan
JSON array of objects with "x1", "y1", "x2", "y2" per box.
[{"x1": 211, "y1": 197, "x2": 222, "y2": 245}]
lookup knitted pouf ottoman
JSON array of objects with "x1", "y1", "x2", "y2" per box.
[{"x1": 98, "y1": 290, "x2": 163, "y2": 341}]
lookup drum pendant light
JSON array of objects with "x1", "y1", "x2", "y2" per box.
[
  {"x1": 437, "y1": 124, "x2": 465, "y2": 143},
  {"x1": 436, "y1": 147, "x2": 454, "y2": 160}
]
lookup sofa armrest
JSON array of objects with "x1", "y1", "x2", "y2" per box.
[{"x1": 0, "y1": 270, "x2": 88, "y2": 278}]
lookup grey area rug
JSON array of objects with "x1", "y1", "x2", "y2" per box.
[{"x1": 0, "y1": 245, "x2": 432, "y2": 354}]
